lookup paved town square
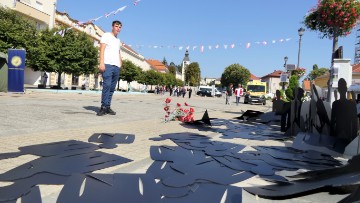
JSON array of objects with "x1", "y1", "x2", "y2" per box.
[{"x1": 0, "y1": 90, "x2": 350, "y2": 202}]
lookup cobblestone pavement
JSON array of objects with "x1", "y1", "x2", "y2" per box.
[{"x1": 0, "y1": 90, "x2": 347, "y2": 202}]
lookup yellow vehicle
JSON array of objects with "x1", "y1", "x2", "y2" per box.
[{"x1": 244, "y1": 80, "x2": 267, "y2": 105}]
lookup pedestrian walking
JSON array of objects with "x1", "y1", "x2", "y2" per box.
[
  {"x1": 97, "y1": 20, "x2": 123, "y2": 116},
  {"x1": 225, "y1": 83, "x2": 233, "y2": 105},
  {"x1": 188, "y1": 87, "x2": 192, "y2": 99},
  {"x1": 182, "y1": 86, "x2": 186, "y2": 98},
  {"x1": 99, "y1": 80, "x2": 103, "y2": 90},
  {"x1": 42, "y1": 72, "x2": 48, "y2": 88},
  {"x1": 169, "y1": 86, "x2": 173, "y2": 96},
  {"x1": 234, "y1": 84, "x2": 243, "y2": 105}
]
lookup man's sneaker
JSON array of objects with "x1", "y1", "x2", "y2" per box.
[
  {"x1": 96, "y1": 107, "x2": 107, "y2": 116},
  {"x1": 106, "y1": 107, "x2": 116, "y2": 115}
]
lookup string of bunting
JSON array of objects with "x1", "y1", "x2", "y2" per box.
[
  {"x1": 77, "y1": 0, "x2": 141, "y2": 25},
  {"x1": 125, "y1": 38, "x2": 292, "y2": 53},
  {"x1": 53, "y1": 0, "x2": 140, "y2": 36},
  {"x1": 54, "y1": 0, "x2": 292, "y2": 52}
]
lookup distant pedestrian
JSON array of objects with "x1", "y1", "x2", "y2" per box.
[
  {"x1": 234, "y1": 84, "x2": 243, "y2": 105},
  {"x1": 182, "y1": 86, "x2": 186, "y2": 98},
  {"x1": 225, "y1": 83, "x2": 233, "y2": 105},
  {"x1": 188, "y1": 87, "x2": 192, "y2": 99},
  {"x1": 97, "y1": 20, "x2": 123, "y2": 116},
  {"x1": 174, "y1": 87, "x2": 178, "y2": 97},
  {"x1": 42, "y1": 72, "x2": 48, "y2": 88},
  {"x1": 169, "y1": 86, "x2": 173, "y2": 96},
  {"x1": 99, "y1": 80, "x2": 103, "y2": 90},
  {"x1": 81, "y1": 78, "x2": 87, "y2": 90}
]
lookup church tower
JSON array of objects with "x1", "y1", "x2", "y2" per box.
[{"x1": 181, "y1": 49, "x2": 191, "y2": 82}]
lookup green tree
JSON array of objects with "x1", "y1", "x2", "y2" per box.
[
  {"x1": 313, "y1": 64, "x2": 319, "y2": 71},
  {"x1": 120, "y1": 60, "x2": 143, "y2": 83},
  {"x1": 177, "y1": 64, "x2": 182, "y2": 74},
  {"x1": 285, "y1": 75, "x2": 300, "y2": 100},
  {"x1": 135, "y1": 71, "x2": 146, "y2": 84},
  {"x1": 304, "y1": 0, "x2": 360, "y2": 63},
  {"x1": 220, "y1": 63, "x2": 251, "y2": 87},
  {"x1": 168, "y1": 65, "x2": 176, "y2": 75},
  {"x1": 143, "y1": 69, "x2": 163, "y2": 85},
  {"x1": 185, "y1": 62, "x2": 201, "y2": 86},
  {"x1": 306, "y1": 67, "x2": 328, "y2": 80},
  {"x1": 162, "y1": 57, "x2": 168, "y2": 66},
  {"x1": 27, "y1": 28, "x2": 98, "y2": 87},
  {"x1": 175, "y1": 78, "x2": 184, "y2": 87},
  {"x1": 0, "y1": 7, "x2": 37, "y2": 64},
  {"x1": 163, "y1": 73, "x2": 176, "y2": 87}
]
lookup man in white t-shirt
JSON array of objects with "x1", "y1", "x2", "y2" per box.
[
  {"x1": 234, "y1": 84, "x2": 243, "y2": 106},
  {"x1": 97, "y1": 20, "x2": 123, "y2": 116}
]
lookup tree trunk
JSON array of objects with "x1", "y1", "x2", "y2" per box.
[{"x1": 57, "y1": 72, "x2": 62, "y2": 89}]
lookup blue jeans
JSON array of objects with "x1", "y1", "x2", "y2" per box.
[{"x1": 101, "y1": 64, "x2": 120, "y2": 107}]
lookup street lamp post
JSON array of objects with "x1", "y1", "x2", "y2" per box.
[
  {"x1": 282, "y1": 56, "x2": 288, "y2": 91},
  {"x1": 297, "y1": 27, "x2": 305, "y2": 68}
]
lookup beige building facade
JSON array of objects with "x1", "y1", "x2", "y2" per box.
[
  {"x1": 261, "y1": 70, "x2": 282, "y2": 94},
  {"x1": 52, "y1": 11, "x2": 151, "y2": 90},
  {"x1": 52, "y1": 11, "x2": 105, "y2": 89},
  {"x1": 1, "y1": 0, "x2": 57, "y2": 86},
  {"x1": 1, "y1": 0, "x2": 56, "y2": 29}
]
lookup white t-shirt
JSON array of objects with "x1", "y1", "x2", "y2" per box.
[
  {"x1": 235, "y1": 87, "x2": 243, "y2": 97},
  {"x1": 100, "y1": 32, "x2": 121, "y2": 67}
]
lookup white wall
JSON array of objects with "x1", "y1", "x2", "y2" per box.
[
  {"x1": 121, "y1": 47, "x2": 151, "y2": 71},
  {"x1": 24, "y1": 68, "x2": 42, "y2": 85}
]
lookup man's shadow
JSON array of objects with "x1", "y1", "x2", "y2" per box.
[{"x1": 83, "y1": 106, "x2": 99, "y2": 113}]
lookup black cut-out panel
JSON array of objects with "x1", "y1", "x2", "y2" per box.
[
  {"x1": 244, "y1": 155, "x2": 360, "y2": 198},
  {"x1": 57, "y1": 173, "x2": 161, "y2": 203},
  {"x1": 0, "y1": 173, "x2": 67, "y2": 202},
  {"x1": 163, "y1": 160, "x2": 254, "y2": 187},
  {"x1": 0, "y1": 140, "x2": 98, "y2": 160},
  {"x1": 161, "y1": 183, "x2": 242, "y2": 203},
  {"x1": 0, "y1": 151, "x2": 132, "y2": 181},
  {"x1": 88, "y1": 133, "x2": 135, "y2": 149}
]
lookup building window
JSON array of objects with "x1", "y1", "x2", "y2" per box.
[
  {"x1": 21, "y1": 0, "x2": 31, "y2": 5},
  {"x1": 88, "y1": 26, "x2": 93, "y2": 35},
  {"x1": 72, "y1": 75, "x2": 79, "y2": 86},
  {"x1": 36, "y1": 22, "x2": 45, "y2": 30},
  {"x1": 35, "y1": 1, "x2": 43, "y2": 11}
]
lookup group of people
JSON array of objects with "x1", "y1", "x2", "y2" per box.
[
  {"x1": 155, "y1": 86, "x2": 167, "y2": 95},
  {"x1": 225, "y1": 83, "x2": 244, "y2": 106},
  {"x1": 169, "y1": 86, "x2": 192, "y2": 98},
  {"x1": 154, "y1": 86, "x2": 193, "y2": 99}
]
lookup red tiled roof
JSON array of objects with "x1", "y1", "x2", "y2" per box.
[
  {"x1": 352, "y1": 64, "x2": 360, "y2": 73},
  {"x1": 261, "y1": 70, "x2": 283, "y2": 79},
  {"x1": 250, "y1": 74, "x2": 260, "y2": 80},
  {"x1": 146, "y1": 59, "x2": 168, "y2": 72}
]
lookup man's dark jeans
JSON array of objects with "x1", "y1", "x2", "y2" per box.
[{"x1": 101, "y1": 64, "x2": 120, "y2": 108}]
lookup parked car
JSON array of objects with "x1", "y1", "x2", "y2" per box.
[
  {"x1": 197, "y1": 89, "x2": 212, "y2": 97},
  {"x1": 196, "y1": 86, "x2": 222, "y2": 97}
]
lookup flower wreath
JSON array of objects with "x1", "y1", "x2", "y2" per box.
[{"x1": 163, "y1": 98, "x2": 195, "y2": 123}]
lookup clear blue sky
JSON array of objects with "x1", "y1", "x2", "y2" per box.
[{"x1": 57, "y1": 0, "x2": 359, "y2": 79}]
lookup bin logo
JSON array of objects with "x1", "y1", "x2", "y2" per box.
[{"x1": 11, "y1": 56, "x2": 22, "y2": 67}]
